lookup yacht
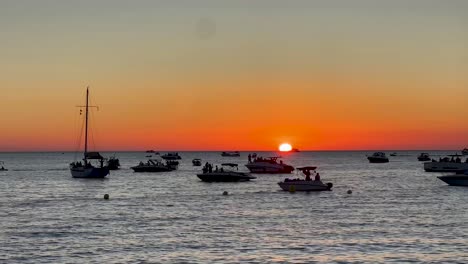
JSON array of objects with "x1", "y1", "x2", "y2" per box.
[
  {"x1": 221, "y1": 151, "x2": 240, "y2": 157},
  {"x1": 417, "y1": 153, "x2": 431, "y2": 162},
  {"x1": 0, "y1": 161, "x2": 7, "y2": 171},
  {"x1": 197, "y1": 163, "x2": 256, "y2": 182},
  {"x1": 161, "y1": 152, "x2": 182, "y2": 160},
  {"x1": 192, "y1": 158, "x2": 202, "y2": 166},
  {"x1": 245, "y1": 156, "x2": 294, "y2": 174},
  {"x1": 462, "y1": 148, "x2": 468, "y2": 155},
  {"x1": 278, "y1": 167, "x2": 333, "y2": 192},
  {"x1": 106, "y1": 155, "x2": 121, "y2": 170},
  {"x1": 70, "y1": 88, "x2": 109, "y2": 178},
  {"x1": 437, "y1": 171, "x2": 468, "y2": 186},
  {"x1": 424, "y1": 154, "x2": 468, "y2": 172},
  {"x1": 367, "y1": 152, "x2": 389, "y2": 163},
  {"x1": 131, "y1": 159, "x2": 177, "y2": 172}
]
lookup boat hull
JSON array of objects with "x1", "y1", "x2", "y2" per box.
[
  {"x1": 131, "y1": 166, "x2": 173, "y2": 172},
  {"x1": 197, "y1": 172, "x2": 255, "y2": 182},
  {"x1": 438, "y1": 175, "x2": 468, "y2": 186},
  {"x1": 424, "y1": 162, "x2": 468, "y2": 172},
  {"x1": 367, "y1": 157, "x2": 389, "y2": 163},
  {"x1": 245, "y1": 164, "x2": 294, "y2": 174},
  {"x1": 418, "y1": 157, "x2": 431, "y2": 162},
  {"x1": 70, "y1": 167, "x2": 109, "y2": 178},
  {"x1": 278, "y1": 181, "x2": 332, "y2": 191}
]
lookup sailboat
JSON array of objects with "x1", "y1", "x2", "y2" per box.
[{"x1": 70, "y1": 88, "x2": 109, "y2": 178}]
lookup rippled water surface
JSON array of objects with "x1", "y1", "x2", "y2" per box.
[{"x1": 1, "y1": 151, "x2": 468, "y2": 263}]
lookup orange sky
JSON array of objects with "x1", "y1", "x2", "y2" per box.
[{"x1": 0, "y1": 1, "x2": 467, "y2": 151}]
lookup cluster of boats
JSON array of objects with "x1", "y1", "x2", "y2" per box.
[{"x1": 367, "y1": 151, "x2": 468, "y2": 186}]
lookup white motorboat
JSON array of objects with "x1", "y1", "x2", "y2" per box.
[
  {"x1": 70, "y1": 88, "x2": 109, "y2": 179},
  {"x1": 197, "y1": 163, "x2": 255, "y2": 182},
  {"x1": 438, "y1": 171, "x2": 468, "y2": 186},
  {"x1": 245, "y1": 156, "x2": 294, "y2": 174},
  {"x1": 278, "y1": 167, "x2": 333, "y2": 192},
  {"x1": 424, "y1": 154, "x2": 468, "y2": 172},
  {"x1": 221, "y1": 151, "x2": 240, "y2": 157},
  {"x1": 161, "y1": 152, "x2": 182, "y2": 160},
  {"x1": 367, "y1": 152, "x2": 389, "y2": 163}
]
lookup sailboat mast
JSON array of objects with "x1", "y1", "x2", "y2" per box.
[{"x1": 84, "y1": 87, "x2": 89, "y2": 161}]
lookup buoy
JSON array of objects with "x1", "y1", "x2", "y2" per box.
[
  {"x1": 223, "y1": 191, "x2": 229, "y2": 196},
  {"x1": 289, "y1": 185, "x2": 296, "y2": 193},
  {"x1": 347, "y1": 190, "x2": 352, "y2": 195},
  {"x1": 104, "y1": 194, "x2": 109, "y2": 200}
]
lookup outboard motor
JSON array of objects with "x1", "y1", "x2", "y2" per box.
[{"x1": 326, "y1": 182, "x2": 333, "y2": 190}]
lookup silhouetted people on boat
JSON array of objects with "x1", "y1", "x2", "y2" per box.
[
  {"x1": 248, "y1": 154, "x2": 252, "y2": 163},
  {"x1": 215, "y1": 165, "x2": 218, "y2": 172},
  {"x1": 315, "y1": 173, "x2": 321, "y2": 181},
  {"x1": 456, "y1": 157, "x2": 461, "y2": 163},
  {"x1": 304, "y1": 170, "x2": 311, "y2": 181},
  {"x1": 220, "y1": 167, "x2": 224, "y2": 172}
]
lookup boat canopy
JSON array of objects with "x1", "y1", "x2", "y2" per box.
[
  {"x1": 297, "y1": 166, "x2": 317, "y2": 171},
  {"x1": 85, "y1": 152, "x2": 104, "y2": 160},
  {"x1": 222, "y1": 163, "x2": 238, "y2": 167}
]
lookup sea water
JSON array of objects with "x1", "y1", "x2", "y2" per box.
[{"x1": 1, "y1": 151, "x2": 467, "y2": 263}]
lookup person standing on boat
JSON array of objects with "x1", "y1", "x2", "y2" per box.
[
  {"x1": 248, "y1": 154, "x2": 252, "y2": 163},
  {"x1": 304, "y1": 169, "x2": 311, "y2": 181},
  {"x1": 315, "y1": 173, "x2": 321, "y2": 181}
]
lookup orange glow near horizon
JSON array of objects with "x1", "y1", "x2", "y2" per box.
[{"x1": 0, "y1": 3, "x2": 467, "y2": 152}]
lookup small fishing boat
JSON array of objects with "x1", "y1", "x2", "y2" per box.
[
  {"x1": 417, "y1": 153, "x2": 431, "y2": 162},
  {"x1": 0, "y1": 161, "x2": 7, "y2": 171},
  {"x1": 192, "y1": 158, "x2": 202, "y2": 166},
  {"x1": 221, "y1": 151, "x2": 240, "y2": 157},
  {"x1": 70, "y1": 88, "x2": 109, "y2": 178},
  {"x1": 438, "y1": 171, "x2": 468, "y2": 186},
  {"x1": 197, "y1": 163, "x2": 255, "y2": 182},
  {"x1": 278, "y1": 167, "x2": 333, "y2": 192},
  {"x1": 161, "y1": 152, "x2": 182, "y2": 160},
  {"x1": 367, "y1": 152, "x2": 389, "y2": 163},
  {"x1": 106, "y1": 155, "x2": 121, "y2": 170},
  {"x1": 131, "y1": 159, "x2": 177, "y2": 172}
]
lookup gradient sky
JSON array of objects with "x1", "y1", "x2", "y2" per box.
[{"x1": 1, "y1": 0, "x2": 467, "y2": 151}]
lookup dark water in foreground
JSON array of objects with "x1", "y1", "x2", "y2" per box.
[{"x1": 1, "y1": 151, "x2": 468, "y2": 263}]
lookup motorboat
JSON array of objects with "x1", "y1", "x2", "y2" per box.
[
  {"x1": 192, "y1": 158, "x2": 202, "y2": 166},
  {"x1": 161, "y1": 152, "x2": 182, "y2": 160},
  {"x1": 367, "y1": 152, "x2": 389, "y2": 163},
  {"x1": 417, "y1": 153, "x2": 431, "y2": 162},
  {"x1": 424, "y1": 154, "x2": 468, "y2": 172},
  {"x1": 146, "y1": 150, "x2": 159, "y2": 154},
  {"x1": 0, "y1": 161, "x2": 7, "y2": 171},
  {"x1": 463, "y1": 148, "x2": 468, "y2": 155},
  {"x1": 390, "y1": 152, "x2": 397, "y2": 157},
  {"x1": 106, "y1": 155, "x2": 121, "y2": 170},
  {"x1": 291, "y1": 148, "x2": 300, "y2": 152},
  {"x1": 437, "y1": 171, "x2": 468, "y2": 186},
  {"x1": 278, "y1": 167, "x2": 333, "y2": 192},
  {"x1": 245, "y1": 156, "x2": 294, "y2": 174},
  {"x1": 221, "y1": 151, "x2": 240, "y2": 157},
  {"x1": 70, "y1": 88, "x2": 109, "y2": 178},
  {"x1": 197, "y1": 163, "x2": 256, "y2": 182},
  {"x1": 131, "y1": 159, "x2": 177, "y2": 172}
]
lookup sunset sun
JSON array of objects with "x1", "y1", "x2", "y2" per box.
[{"x1": 279, "y1": 143, "x2": 292, "y2": 152}]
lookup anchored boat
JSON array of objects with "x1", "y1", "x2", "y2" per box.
[
  {"x1": 197, "y1": 163, "x2": 255, "y2": 182},
  {"x1": 278, "y1": 167, "x2": 333, "y2": 192},
  {"x1": 69, "y1": 88, "x2": 109, "y2": 179}
]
